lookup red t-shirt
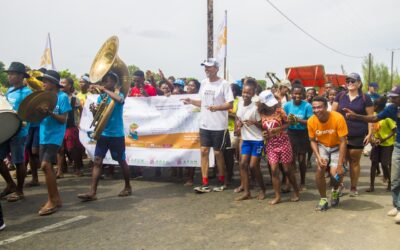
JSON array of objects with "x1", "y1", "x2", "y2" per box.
[{"x1": 129, "y1": 84, "x2": 157, "y2": 97}]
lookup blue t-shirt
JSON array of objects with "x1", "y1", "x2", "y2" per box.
[
  {"x1": 40, "y1": 91, "x2": 72, "y2": 145},
  {"x1": 377, "y1": 104, "x2": 400, "y2": 143},
  {"x1": 6, "y1": 86, "x2": 32, "y2": 137},
  {"x1": 366, "y1": 92, "x2": 380, "y2": 103},
  {"x1": 283, "y1": 100, "x2": 313, "y2": 130},
  {"x1": 335, "y1": 91, "x2": 373, "y2": 137},
  {"x1": 97, "y1": 92, "x2": 125, "y2": 137}
]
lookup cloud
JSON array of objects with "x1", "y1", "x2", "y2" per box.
[{"x1": 122, "y1": 26, "x2": 175, "y2": 39}]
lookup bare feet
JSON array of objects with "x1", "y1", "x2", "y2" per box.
[
  {"x1": 257, "y1": 191, "x2": 266, "y2": 200},
  {"x1": 291, "y1": 191, "x2": 300, "y2": 202},
  {"x1": 269, "y1": 197, "x2": 281, "y2": 205},
  {"x1": 233, "y1": 186, "x2": 244, "y2": 193},
  {"x1": 235, "y1": 193, "x2": 251, "y2": 201}
]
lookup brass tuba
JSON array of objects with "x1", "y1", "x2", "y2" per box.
[
  {"x1": 89, "y1": 36, "x2": 130, "y2": 140},
  {"x1": 26, "y1": 70, "x2": 44, "y2": 91}
]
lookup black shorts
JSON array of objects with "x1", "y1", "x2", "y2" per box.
[
  {"x1": 94, "y1": 136, "x2": 126, "y2": 161},
  {"x1": 347, "y1": 136, "x2": 365, "y2": 149},
  {"x1": 370, "y1": 145, "x2": 394, "y2": 165},
  {"x1": 199, "y1": 129, "x2": 230, "y2": 151},
  {"x1": 39, "y1": 144, "x2": 60, "y2": 164},
  {"x1": 288, "y1": 129, "x2": 309, "y2": 154}
]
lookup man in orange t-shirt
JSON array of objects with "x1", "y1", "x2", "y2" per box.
[{"x1": 307, "y1": 96, "x2": 348, "y2": 211}]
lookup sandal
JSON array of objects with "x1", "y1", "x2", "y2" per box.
[
  {"x1": 234, "y1": 186, "x2": 244, "y2": 193},
  {"x1": 25, "y1": 182, "x2": 40, "y2": 187},
  {"x1": 118, "y1": 188, "x2": 132, "y2": 197},
  {"x1": 77, "y1": 193, "x2": 97, "y2": 202},
  {"x1": 38, "y1": 206, "x2": 58, "y2": 216},
  {"x1": 7, "y1": 192, "x2": 24, "y2": 202},
  {"x1": 0, "y1": 188, "x2": 15, "y2": 199}
]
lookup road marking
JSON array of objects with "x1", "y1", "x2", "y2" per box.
[{"x1": 0, "y1": 215, "x2": 88, "y2": 246}]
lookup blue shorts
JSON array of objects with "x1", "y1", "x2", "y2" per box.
[
  {"x1": 26, "y1": 126, "x2": 40, "y2": 152},
  {"x1": 94, "y1": 136, "x2": 126, "y2": 162},
  {"x1": 241, "y1": 140, "x2": 264, "y2": 157},
  {"x1": 0, "y1": 136, "x2": 26, "y2": 164}
]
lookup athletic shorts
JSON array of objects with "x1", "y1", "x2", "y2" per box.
[
  {"x1": 199, "y1": 129, "x2": 230, "y2": 151},
  {"x1": 39, "y1": 144, "x2": 60, "y2": 164},
  {"x1": 288, "y1": 129, "x2": 309, "y2": 154},
  {"x1": 64, "y1": 127, "x2": 83, "y2": 151},
  {"x1": 318, "y1": 143, "x2": 339, "y2": 168},
  {"x1": 266, "y1": 134, "x2": 293, "y2": 165},
  {"x1": 370, "y1": 145, "x2": 394, "y2": 166},
  {"x1": 0, "y1": 136, "x2": 26, "y2": 164},
  {"x1": 347, "y1": 136, "x2": 365, "y2": 149},
  {"x1": 26, "y1": 126, "x2": 40, "y2": 152},
  {"x1": 241, "y1": 140, "x2": 264, "y2": 157},
  {"x1": 94, "y1": 136, "x2": 126, "y2": 161}
]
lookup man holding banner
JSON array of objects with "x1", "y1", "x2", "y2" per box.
[{"x1": 182, "y1": 58, "x2": 234, "y2": 193}]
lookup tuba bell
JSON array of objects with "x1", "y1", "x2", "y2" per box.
[
  {"x1": 26, "y1": 70, "x2": 44, "y2": 91},
  {"x1": 89, "y1": 36, "x2": 130, "y2": 140}
]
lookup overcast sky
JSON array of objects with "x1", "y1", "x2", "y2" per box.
[{"x1": 1, "y1": 0, "x2": 399, "y2": 81}]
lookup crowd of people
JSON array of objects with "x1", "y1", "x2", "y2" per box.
[{"x1": 0, "y1": 58, "x2": 399, "y2": 232}]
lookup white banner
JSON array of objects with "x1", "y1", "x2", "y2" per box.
[{"x1": 79, "y1": 94, "x2": 208, "y2": 167}]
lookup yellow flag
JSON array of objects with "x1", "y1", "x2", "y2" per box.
[
  {"x1": 214, "y1": 11, "x2": 227, "y2": 64},
  {"x1": 39, "y1": 33, "x2": 56, "y2": 70}
]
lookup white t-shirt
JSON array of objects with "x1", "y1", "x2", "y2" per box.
[
  {"x1": 236, "y1": 100, "x2": 263, "y2": 141},
  {"x1": 199, "y1": 78, "x2": 234, "y2": 131}
]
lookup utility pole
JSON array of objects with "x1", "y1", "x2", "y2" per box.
[
  {"x1": 207, "y1": 0, "x2": 213, "y2": 58},
  {"x1": 388, "y1": 48, "x2": 400, "y2": 88},
  {"x1": 368, "y1": 53, "x2": 372, "y2": 85}
]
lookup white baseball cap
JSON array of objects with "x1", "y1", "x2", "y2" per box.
[
  {"x1": 201, "y1": 58, "x2": 220, "y2": 68},
  {"x1": 259, "y1": 90, "x2": 278, "y2": 107}
]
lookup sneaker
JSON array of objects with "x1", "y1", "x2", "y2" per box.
[
  {"x1": 212, "y1": 185, "x2": 226, "y2": 192},
  {"x1": 194, "y1": 185, "x2": 211, "y2": 193},
  {"x1": 387, "y1": 208, "x2": 399, "y2": 217},
  {"x1": 0, "y1": 223, "x2": 5, "y2": 231},
  {"x1": 331, "y1": 190, "x2": 340, "y2": 207},
  {"x1": 349, "y1": 189, "x2": 358, "y2": 197},
  {"x1": 315, "y1": 198, "x2": 329, "y2": 211},
  {"x1": 395, "y1": 213, "x2": 400, "y2": 224}
]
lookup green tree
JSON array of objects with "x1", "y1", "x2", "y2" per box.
[
  {"x1": 257, "y1": 79, "x2": 266, "y2": 89},
  {"x1": 361, "y1": 55, "x2": 399, "y2": 93},
  {"x1": 128, "y1": 65, "x2": 141, "y2": 77}
]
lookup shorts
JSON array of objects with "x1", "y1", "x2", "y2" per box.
[
  {"x1": 318, "y1": 143, "x2": 339, "y2": 168},
  {"x1": 0, "y1": 136, "x2": 26, "y2": 164},
  {"x1": 64, "y1": 127, "x2": 83, "y2": 151},
  {"x1": 347, "y1": 136, "x2": 365, "y2": 149},
  {"x1": 241, "y1": 140, "x2": 264, "y2": 157},
  {"x1": 94, "y1": 136, "x2": 126, "y2": 161},
  {"x1": 370, "y1": 145, "x2": 394, "y2": 166},
  {"x1": 199, "y1": 129, "x2": 230, "y2": 151},
  {"x1": 266, "y1": 134, "x2": 293, "y2": 165},
  {"x1": 288, "y1": 129, "x2": 309, "y2": 154},
  {"x1": 39, "y1": 144, "x2": 60, "y2": 164},
  {"x1": 26, "y1": 126, "x2": 40, "y2": 153}
]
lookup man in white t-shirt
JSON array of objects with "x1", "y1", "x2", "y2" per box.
[{"x1": 182, "y1": 58, "x2": 234, "y2": 193}]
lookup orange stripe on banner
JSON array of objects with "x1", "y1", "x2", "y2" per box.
[{"x1": 125, "y1": 132, "x2": 200, "y2": 149}]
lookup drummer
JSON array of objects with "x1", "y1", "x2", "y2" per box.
[{"x1": 0, "y1": 62, "x2": 32, "y2": 202}]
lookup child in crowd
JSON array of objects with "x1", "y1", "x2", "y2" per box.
[
  {"x1": 235, "y1": 79, "x2": 265, "y2": 200},
  {"x1": 367, "y1": 97, "x2": 396, "y2": 192},
  {"x1": 258, "y1": 90, "x2": 300, "y2": 205},
  {"x1": 327, "y1": 88, "x2": 338, "y2": 111}
]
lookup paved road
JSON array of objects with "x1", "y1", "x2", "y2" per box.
[{"x1": 0, "y1": 156, "x2": 399, "y2": 250}]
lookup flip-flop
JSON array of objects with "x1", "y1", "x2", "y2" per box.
[
  {"x1": 25, "y1": 182, "x2": 40, "y2": 187},
  {"x1": 77, "y1": 193, "x2": 97, "y2": 202},
  {"x1": 0, "y1": 189, "x2": 14, "y2": 199},
  {"x1": 118, "y1": 189, "x2": 132, "y2": 197},
  {"x1": 38, "y1": 206, "x2": 58, "y2": 216},
  {"x1": 7, "y1": 192, "x2": 24, "y2": 202}
]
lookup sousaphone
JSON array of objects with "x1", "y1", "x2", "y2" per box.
[{"x1": 89, "y1": 36, "x2": 130, "y2": 140}]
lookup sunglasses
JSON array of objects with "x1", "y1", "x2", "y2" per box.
[{"x1": 346, "y1": 79, "x2": 357, "y2": 84}]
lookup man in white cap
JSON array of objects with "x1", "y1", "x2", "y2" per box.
[{"x1": 182, "y1": 58, "x2": 234, "y2": 193}]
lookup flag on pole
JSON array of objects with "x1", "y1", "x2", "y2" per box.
[
  {"x1": 214, "y1": 11, "x2": 227, "y2": 65},
  {"x1": 39, "y1": 33, "x2": 56, "y2": 70}
]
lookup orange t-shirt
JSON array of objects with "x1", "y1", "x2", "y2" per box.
[{"x1": 307, "y1": 111, "x2": 348, "y2": 147}]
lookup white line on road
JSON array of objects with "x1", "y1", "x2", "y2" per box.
[{"x1": 0, "y1": 215, "x2": 88, "y2": 246}]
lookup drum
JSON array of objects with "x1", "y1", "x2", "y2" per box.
[{"x1": 0, "y1": 95, "x2": 22, "y2": 144}]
